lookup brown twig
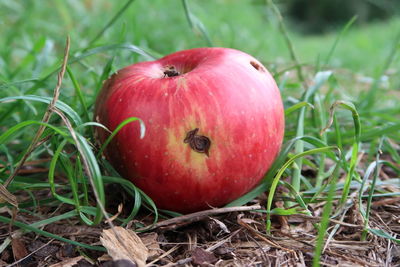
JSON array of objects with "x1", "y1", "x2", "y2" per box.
[
  {"x1": 237, "y1": 215, "x2": 294, "y2": 253},
  {"x1": 3, "y1": 37, "x2": 70, "y2": 189},
  {"x1": 51, "y1": 107, "x2": 132, "y2": 257},
  {"x1": 142, "y1": 205, "x2": 262, "y2": 231}
]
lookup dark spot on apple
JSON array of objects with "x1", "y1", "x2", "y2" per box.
[
  {"x1": 250, "y1": 61, "x2": 265, "y2": 72},
  {"x1": 184, "y1": 128, "x2": 211, "y2": 157},
  {"x1": 163, "y1": 65, "x2": 180, "y2": 77}
]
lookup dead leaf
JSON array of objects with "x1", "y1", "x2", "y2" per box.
[
  {"x1": 48, "y1": 256, "x2": 83, "y2": 267},
  {"x1": 11, "y1": 238, "x2": 28, "y2": 261},
  {"x1": 100, "y1": 227, "x2": 148, "y2": 267},
  {"x1": 191, "y1": 247, "x2": 217, "y2": 266}
]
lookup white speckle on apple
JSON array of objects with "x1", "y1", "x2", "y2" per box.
[{"x1": 144, "y1": 155, "x2": 149, "y2": 158}]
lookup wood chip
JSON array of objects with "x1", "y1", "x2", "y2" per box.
[
  {"x1": 140, "y1": 232, "x2": 162, "y2": 259},
  {"x1": 100, "y1": 227, "x2": 149, "y2": 267}
]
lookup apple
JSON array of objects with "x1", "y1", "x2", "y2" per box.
[{"x1": 94, "y1": 47, "x2": 284, "y2": 213}]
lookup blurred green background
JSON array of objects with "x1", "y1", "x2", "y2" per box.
[{"x1": 1, "y1": 0, "x2": 399, "y2": 79}]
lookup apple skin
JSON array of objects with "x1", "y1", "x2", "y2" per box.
[{"x1": 94, "y1": 47, "x2": 284, "y2": 213}]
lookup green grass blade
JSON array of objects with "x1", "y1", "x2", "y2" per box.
[
  {"x1": 181, "y1": 0, "x2": 213, "y2": 46},
  {"x1": 88, "y1": 0, "x2": 136, "y2": 46},
  {"x1": 313, "y1": 94, "x2": 328, "y2": 188},
  {"x1": 72, "y1": 44, "x2": 157, "y2": 64},
  {"x1": 94, "y1": 56, "x2": 115, "y2": 102},
  {"x1": 0, "y1": 120, "x2": 68, "y2": 145},
  {"x1": 0, "y1": 95, "x2": 82, "y2": 126},
  {"x1": 360, "y1": 29, "x2": 400, "y2": 110},
  {"x1": 66, "y1": 66, "x2": 90, "y2": 122},
  {"x1": 367, "y1": 228, "x2": 400, "y2": 244},
  {"x1": 226, "y1": 135, "x2": 338, "y2": 207},
  {"x1": 284, "y1": 101, "x2": 314, "y2": 116},
  {"x1": 10, "y1": 36, "x2": 46, "y2": 79},
  {"x1": 360, "y1": 122, "x2": 400, "y2": 142},
  {"x1": 292, "y1": 71, "x2": 333, "y2": 192},
  {"x1": 0, "y1": 214, "x2": 105, "y2": 251},
  {"x1": 97, "y1": 117, "x2": 145, "y2": 158},
  {"x1": 0, "y1": 79, "x2": 39, "y2": 90},
  {"x1": 102, "y1": 176, "x2": 142, "y2": 225},
  {"x1": 48, "y1": 139, "x2": 76, "y2": 205},
  {"x1": 321, "y1": 101, "x2": 361, "y2": 204},
  {"x1": 75, "y1": 133, "x2": 105, "y2": 225},
  {"x1": 266, "y1": 146, "x2": 338, "y2": 232},
  {"x1": 312, "y1": 157, "x2": 341, "y2": 267},
  {"x1": 321, "y1": 16, "x2": 357, "y2": 70}
]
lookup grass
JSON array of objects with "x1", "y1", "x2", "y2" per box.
[{"x1": 0, "y1": 0, "x2": 400, "y2": 266}]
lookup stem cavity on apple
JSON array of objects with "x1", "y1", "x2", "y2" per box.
[
  {"x1": 163, "y1": 65, "x2": 180, "y2": 77},
  {"x1": 184, "y1": 128, "x2": 211, "y2": 157},
  {"x1": 250, "y1": 61, "x2": 266, "y2": 72}
]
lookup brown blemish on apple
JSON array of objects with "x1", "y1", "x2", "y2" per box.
[
  {"x1": 184, "y1": 128, "x2": 211, "y2": 157},
  {"x1": 250, "y1": 61, "x2": 265, "y2": 72},
  {"x1": 166, "y1": 126, "x2": 209, "y2": 179}
]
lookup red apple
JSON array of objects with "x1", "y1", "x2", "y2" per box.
[{"x1": 94, "y1": 47, "x2": 284, "y2": 213}]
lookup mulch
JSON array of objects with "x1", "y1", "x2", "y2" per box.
[{"x1": 1, "y1": 184, "x2": 399, "y2": 267}]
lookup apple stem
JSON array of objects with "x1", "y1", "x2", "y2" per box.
[{"x1": 163, "y1": 65, "x2": 180, "y2": 77}]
